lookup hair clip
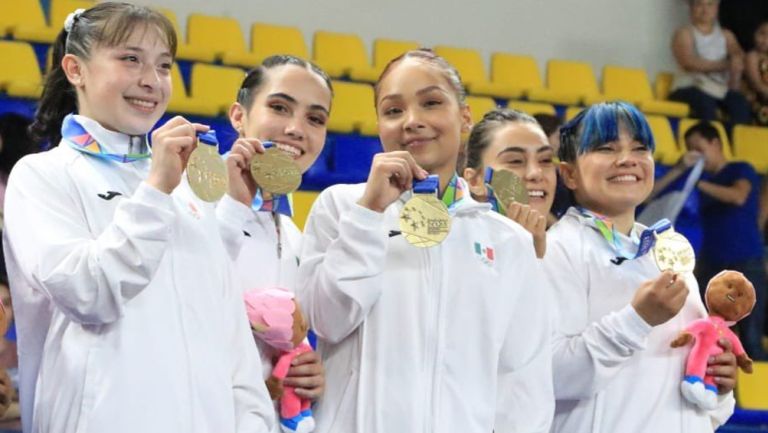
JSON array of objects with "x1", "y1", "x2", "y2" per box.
[{"x1": 64, "y1": 8, "x2": 85, "y2": 32}]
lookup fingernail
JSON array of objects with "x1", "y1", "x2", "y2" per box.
[
  {"x1": 706, "y1": 368, "x2": 713, "y2": 374},
  {"x1": 708, "y1": 356, "x2": 715, "y2": 363}
]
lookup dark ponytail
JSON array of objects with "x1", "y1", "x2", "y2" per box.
[
  {"x1": 29, "y1": 30, "x2": 76, "y2": 146},
  {"x1": 28, "y1": 2, "x2": 177, "y2": 147}
]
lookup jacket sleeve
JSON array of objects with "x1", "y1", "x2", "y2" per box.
[
  {"x1": 295, "y1": 187, "x2": 389, "y2": 344},
  {"x1": 224, "y1": 274, "x2": 277, "y2": 433},
  {"x1": 544, "y1": 235, "x2": 653, "y2": 400},
  {"x1": 495, "y1": 241, "x2": 554, "y2": 433},
  {"x1": 216, "y1": 193, "x2": 256, "y2": 261},
  {"x1": 4, "y1": 160, "x2": 175, "y2": 325}
]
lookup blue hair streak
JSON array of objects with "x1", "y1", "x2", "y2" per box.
[{"x1": 558, "y1": 101, "x2": 655, "y2": 163}]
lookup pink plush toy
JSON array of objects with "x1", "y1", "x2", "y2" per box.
[
  {"x1": 670, "y1": 270, "x2": 755, "y2": 410},
  {"x1": 244, "y1": 289, "x2": 314, "y2": 433}
]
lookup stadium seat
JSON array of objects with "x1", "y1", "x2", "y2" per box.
[
  {"x1": 249, "y1": 23, "x2": 309, "y2": 66},
  {"x1": 167, "y1": 64, "x2": 213, "y2": 117},
  {"x1": 350, "y1": 38, "x2": 419, "y2": 83},
  {"x1": 0, "y1": 0, "x2": 49, "y2": 38},
  {"x1": 327, "y1": 81, "x2": 378, "y2": 136},
  {"x1": 601, "y1": 65, "x2": 689, "y2": 118},
  {"x1": 529, "y1": 59, "x2": 604, "y2": 106},
  {"x1": 655, "y1": 71, "x2": 675, "y2": 101},
  {"x1": 564, "y1": 106, "x2": 584, "y2": 121},
  {"x1": 185, "y1": 14, "x2": 256, "y2": 66},
  {"x1": 188, "y1": 63, "x2": 244, "y2": 117},
  {"x1": 490, "y1": 53, "x2": 562, "y2": 101},
  {"x1": 14, "y1": 0, "x2": 93, "y2": 43},
  {"x1": 678, "y1": 118, "x2": 733, "y2": 160},
  {"x1": 465, "y1": 96, "x2": 500, "y2": 125},
  {"x1": 733, "y1": 125, "x2": 768, "y2": 172},
  {"x1": 434, "y1": 46, "x2": 521, "y2": 99},
  {"x1": 157, "y1": 9, "x2": 214, "y2": 63},
  {"x1": 313, "y1": 31, "x2": 372, "y2": 79},
  {"x1": 736, "y1": 362, "x2": 768, "y2": 410},
  {"x1": 292, "y1": 190, "x2": 320, "y2": 231},
  {"x1": 646, "y1": 115, "x2": 682, "y2": 165},
  {"x1": 0, "y1": 41, "x2": 43, "y2": 98},
  {"x1": 507, "y1": 101, "x2": 556, "y2": 116}
]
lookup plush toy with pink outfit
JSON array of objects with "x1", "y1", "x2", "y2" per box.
[
  {"x1": 671, "y1": 270, "x2": 755, "y2": 410},
  {"x1": 243, "y1": 289, "x2": 314, "y2": 433}
]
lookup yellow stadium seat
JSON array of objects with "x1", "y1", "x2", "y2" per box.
[
  {"x1": 507, "y1": 101, "x2": 556, "y2": 116},
  {"x1": 655, "y1": 71, "x2": 675, "y2": 101},
  {"x1": 0, "y1": 41, "x2": 42, "y2": 98},
  {"x1": 564, "y1": 106, "x2": 584, "y2": 121},
  {"x1": 14, "y1": 0, "x2": 92, "y2": 43},
  {"x1": 601, "y1": 65, "x2": 689, "y2": 118},
  {"x1": 0, "y1": 0, "x2": 48, "y2": 38},
  {"x1": 465, "y1": 96, "x2": 500, "y2": 125},
  {"x1": 349, "y1": 39, "x2": 420, "y2": 83},
  {"x1": 433, "y1": 46, "x2": 522, "y2": 99},
  {"x1": 188, "y1": 63, "x2": 244, "y2": 117},
  {"x1": 678, "y1": 118, "x2": 733, "y2": 160},
  {"x1": 529, "y1": 60, "x2": 604, "y2": 106},
  {"x1": 292, "y1": 190, "x2": 320, "y2": 231},
  {"x1": 156, "y1": 9, "x2": 214, "y2": 63},
  {"x1": 736, "y1": 361, "x2": 768, "y2": 410},
  {"x1": 167, "y1": 64, "x2": 213, "y2": 117},
  {"x1": 327, "y1": 81, "x2": 377, "y2": 136},
  {"x1": 313, "y1": 31, "x2": 372, "y2": 79},
  {"x1": 249, "y1": 23, "x2": 309, "y2": 66},
  {"x1": 645, "y1": 115, "x2": 682, "y2": 165},
  {"x1": 733, "y1": 125, "x2": 768, "y2": 172},
  {"x1": 183, "y1": 14, "x2": 256, "y2": 66},
  {"x1": 489, "y1": 53, "x2": 558, "y2": 101}
]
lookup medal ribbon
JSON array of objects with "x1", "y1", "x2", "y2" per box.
[
  {"x1": 483, "y1": 168, "x2": 504, "y2": 214},
  {"x1": 418, "y1": 173, "x2": 465, "y2": 212},
  {"x1": 577, "y1": 207, "x2": 672, "y2": 260},
  {"x1": 62, "y1": 114, "x2": 151, "y2": 163}
]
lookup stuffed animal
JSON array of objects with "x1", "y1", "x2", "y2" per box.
[
  {"x1": 244, "y1": 289, "x2": 314, "y2": 433},
  {"x1": 671, "y1": 270, "x2": 755, "y2": 410}
]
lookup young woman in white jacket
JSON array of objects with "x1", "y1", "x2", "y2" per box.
[
  {"x1": 2, "y1": 4, "x2": 274, "y2": 433},
  {"x1": 295, "y1": 49, "x2": 554, "y2": 433},
  {"x1": 546, "y1": 101, "x2": 739, "y2": 432},
  {"x1": 227, "y1": 55, "x2": 333, "y2": 425}
]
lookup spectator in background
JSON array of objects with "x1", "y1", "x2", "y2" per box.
[
  {"x1": 676, "y1": 122, "x2": 767, "y2": 360},
  {"x1": 670, "y1": 0, "x2": 752, "y2": 126},
  {"x1": 532, "y1": 113, "x2": 570, "y2": 220},
  {"x1": 0, "y1": 114, "x2": 37, "y2": 214},
  {"x1": 743, "y1": 20, "x2": 768, "y2": 125},
  {"x1": 533, "y1": 113, "x2": 563, "y2": 157}
]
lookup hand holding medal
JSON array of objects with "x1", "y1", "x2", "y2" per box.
[
  {"x1": 358, "y1": 151, "x2": 429, "y2": 213},
  {"x1": 148, "y1": 116, "x2": 209, "y2": 194},
  {"x1": 187, "y1": 130, "x2": 228, "y2": 202}
]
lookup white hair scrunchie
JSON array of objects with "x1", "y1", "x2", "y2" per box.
[{"x1": 64, "y1": 8, "x2": 85, "y2": 32}]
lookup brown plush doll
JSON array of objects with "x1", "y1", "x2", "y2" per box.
[{"x1": 671, "y1": 270, "x2": 755, "y2": 410}]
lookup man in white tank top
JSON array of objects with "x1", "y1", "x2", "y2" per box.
[{"x1": 670, "y1": 0, "x2": 751, "y2": 125}]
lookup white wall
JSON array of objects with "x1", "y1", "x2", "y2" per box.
[{"x1": 133, "y1": 0, "x2": 690, "y2": 81}]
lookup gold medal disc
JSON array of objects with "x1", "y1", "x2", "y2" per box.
[
  {"x1": 250, "y1": 147, "x2": 302, "y2": 195},
  {"x1": 187, "y1": 142, "x2": 227, "y2": 202},
  {"x1": 490, "y1": 169, "x2": 528, "y2": 207},
  {"x1": 653, "y1": 230, "x2": 696, "y2": 273},
  {"x1": 399, "y1": 194, "x2": 451, "y2": 248}
]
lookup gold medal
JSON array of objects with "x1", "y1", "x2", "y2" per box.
[
  {"x1": 250, "y1": 145, "x2": 302, "y2": 195},
  {"x1": 187, "y1": 133, "x2": 227, "y2": 202},
  {"x1": 490, "y1": 169, "x2": 528, "y2": 207},
  {"x1": 653, "y1": 230, "x2": 696, "y2": 273},
  {"x1": 399, "y1": 194, "x2": 451, "y2": 248}
]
